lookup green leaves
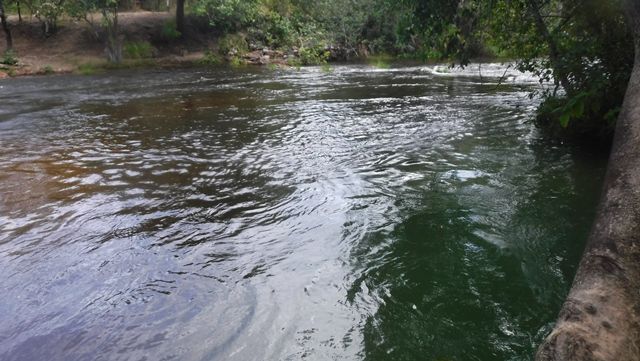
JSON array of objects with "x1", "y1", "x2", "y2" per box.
[
  {"x1": 555, "y1": 91, "x2": 595, "y2": 128},
  {"x1": 192, "y1": 0, "x2": 259, "y2": 31}
]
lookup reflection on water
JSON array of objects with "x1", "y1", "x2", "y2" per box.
[{"x1": 0, "y1": 65, "x2": 606, "y2": 361}]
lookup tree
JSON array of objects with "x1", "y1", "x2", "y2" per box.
[
  {"x1": 535, "y1": 1, "x2": 640, "y2": 359},
  {"x1": 0, "y1": 0, "x2": 12, "y2": 51},
  {"x1": 67, "y1": 0, "x2": 122, "y2": 62},
  {"x1": 176, "y1": 0, "x2": 184, "y2": 36},
  {"x1": 486, "y1": 0, "x2": 633, "y2": 141},
  {"x1": 15, "y1": 0, "x2": 22, "y2": 23},
  {"x1": 35, "y1": 0, "x2": 66, "y2": 37}
]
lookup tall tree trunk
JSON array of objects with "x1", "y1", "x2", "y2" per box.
[
  {"x1": 0, "y1": 0, "x2": 12, "y2": 51},
  {"x1": 176, "y1": 0, "x2": 184, "y2": 37},
  {"x1": 535, "y1": 1, "x2": 640, "y2": 360}
]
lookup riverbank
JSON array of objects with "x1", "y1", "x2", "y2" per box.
[
  {"x1": 0, "y1": 11, "x2": 454, "y2": 79},
  {"x1": 0, "y1": 11, "x2": 293, "y2": 78}
]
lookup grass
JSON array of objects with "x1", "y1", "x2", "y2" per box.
[
  {"x1": 367, "y1": 54, "x2": 393, "y2": 69},
  {"x1": 123, "y1": 41, "x2": 156, "y2": 59},
  {"x1": 77, "y1": 62, "x2": 103, "y2": 75}
]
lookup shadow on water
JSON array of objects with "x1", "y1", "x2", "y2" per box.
[{"x1": 353, "y1": 139, "x2": 606, "y2": 361}]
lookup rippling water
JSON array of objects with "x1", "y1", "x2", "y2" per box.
[{"x1": 0, "y1": 65, "x2": 606, "y2": 361}]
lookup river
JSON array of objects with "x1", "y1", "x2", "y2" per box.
[{"x1": 0, "y1": 64, "x2": 607, "y2": 361}]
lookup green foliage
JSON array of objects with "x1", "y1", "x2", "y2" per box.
[
  {"x1": 191, "y1": 0, "x2": 419, "y2": 58},
  {"x1": 1, "y1": 50, "x2": 18, "y2": 65},
  {"x1": 218, "y1": 33, "x2": 249, "y2": 55},
  {"x1": 161, "y1": 20, "x2": 182, "y2": 41},
  {"x1": 123, "y1": 41, "x2": 155, "y2": 59},
  {"x1": 297, "y1": 46, "x2": 330, "y2": 65},
  {"x1": 77, "y1": 62, "x2": 100, "y2": 75},
  {"x1": 368, "y1": 54, "x2": 393, "y2": 69},
  {"x1": 556, "y1": 92, "x2": 589, "y2": 128},
  {"x1": 394, "y1": 0, "x2": 632, "y2": 141},
  {"x1": 192, "y1": 0, "x2": 258, "y2": 31},
  {"x1": 22, "y1": 0, "x2": 66, "y2": 36},
  {"x1": 66, "y1": 0, "x2": 123, "y2": 63},
  {"x1": 494, "y1": 0, "x2": 633, "y2": 139},
  {"x1": 199, "y1": 49, "x2": 223, "y2": 65},
  {"x1": 229, "y1": 56, "x2": 245, "y2": 67},
  {"x1": 249, "y1": 8, "x2": 296, "y2": 48},
  {"x1": 41, "y1": 65, "x2": 55, "y2": 74}
]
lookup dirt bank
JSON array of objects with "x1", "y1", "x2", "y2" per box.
[{"x1": 0, "y1": 11, "x2": 226, "y2": 77}]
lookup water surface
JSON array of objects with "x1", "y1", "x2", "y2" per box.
[{"x1": 0, "y1": 65, "x2": 606, "y2": 361}]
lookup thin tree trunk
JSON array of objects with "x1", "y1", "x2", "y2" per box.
[
  {"x1": 526, "y1": 0, "x2": 572, "y2": 94},
  {"x1": 103, "y1": 5, "x2": 122, "y2": 63},
  {"x1": 0, "y1": 0, "x2": 12, "y2": 51},
  {"x1": 176, "y1": 0, "x2": 184, "y2": 37},
  {"x1": 16, "y1": 0, "x2": 21, "y2": 23},
  {"x1": 535, "y1": 1, "x2": 640, "y2": 360}
]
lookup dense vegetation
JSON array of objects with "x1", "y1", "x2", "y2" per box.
[{"x1": 0, "y1": 0, "x2": 634, "y2": 143}]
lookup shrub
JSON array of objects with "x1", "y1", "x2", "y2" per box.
[
  {"x1": 218, "y1": 33, "x2": 248, "y2": 56},
  {"x1": 123, "y1": 41, "x2": 156, "y2": 59},
  {"x1": 199, "y1": 50, "x2": 223, "y2": 66},
  {"x1": 77, "y1": 63, "x2": 100, "y2": 75},
  {"x1": 298, "y1": 46, "x2": 330, "y2": 65},
  {"x1": 41, "y1": 65, "x2": 55, "y2": 74},
  {"x1": 161, "y1": 20, "x2": 182, "y2": 41},
  {"x1": 1, "y1": 50, "x2": 18, "y2": 65},
  {"x1": 229, "y1": 56, "x2": 245, "y2": 67},
  {"x1": 192, "y1": 0, "x2": 258, "y2": 32}
]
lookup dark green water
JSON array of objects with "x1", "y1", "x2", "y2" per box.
[{"x1": 0, "y1": 65, "x2": 606, "y2": 361}]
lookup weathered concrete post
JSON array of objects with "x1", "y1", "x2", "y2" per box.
[{"x1": 535, "y1": 1, "x2": 640, "y2": 360}]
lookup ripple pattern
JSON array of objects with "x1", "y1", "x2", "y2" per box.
[{"x1": 0, "y1": 65, "x2": 606, "y2": 361}]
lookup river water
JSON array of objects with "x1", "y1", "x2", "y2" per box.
[{"x1": 0, "y1": 65, "x2": 607, "y2": 361}]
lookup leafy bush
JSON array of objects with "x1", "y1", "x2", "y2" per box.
[
  {"x1": 218, "y1": 33, "x2": 248, "y2": 56},
  {"x1": 161, "y1": 20, "x2": 182, "y2": 41},
  {"x1": 192, "y1": 0, "x2": 258, "y2": 32},
  {"x1": 251, "y1": 10, "x2": 295, "y2": 48},
  {"x1": 298, "y1": 46, "x2": 330, "y2": 65},
  {"x1": 229, "y1": 56, "x2": 245, "y2": 67},
  {"x1": 486, "y1": 0, "x2": 633, "y2": 140},
  {"x1": 199, "y1": 50, "x2": 223, "y2": 66},
  {"x1": 33, "y1": 0, "x2": 65, "y2": 37},
  {"x1": 123, "y1": 41, "x2": 155, "y2": 59},
  {"x1": 1, "y1": 50, "x2": 18, "y2": 65},
  {"x1": 41, "y1": 65, "x2": 55, "y2": 74}
]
